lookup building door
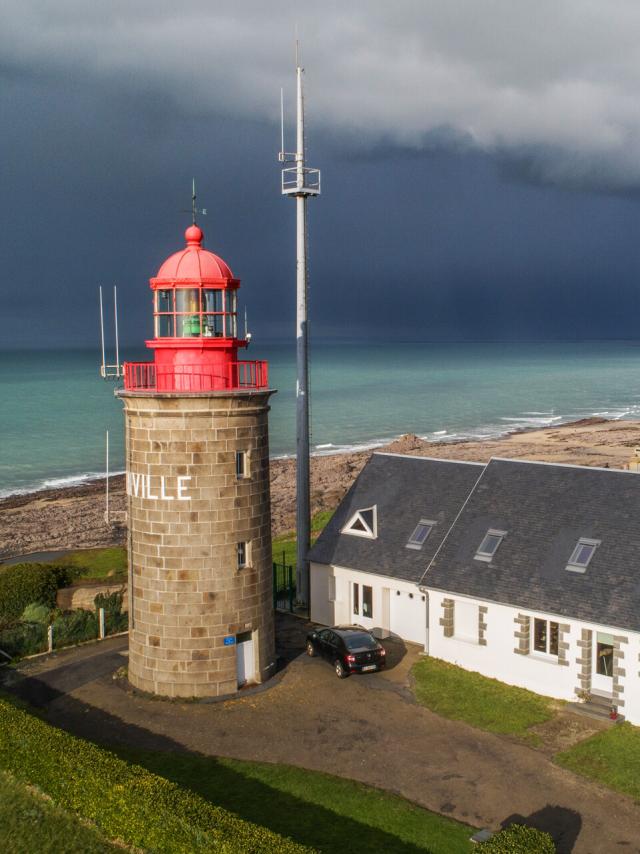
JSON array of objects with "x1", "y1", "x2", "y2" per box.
[
  {"x1": 236, "y1": 631, "x2": 255, "y2": 686},
  {"x1": 592, "y1": 632, "x2": 614, "y2": 695}
]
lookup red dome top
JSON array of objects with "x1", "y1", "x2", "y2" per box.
[{"x1": 154, "y1": 225, "x2": 234, "y2": 281}]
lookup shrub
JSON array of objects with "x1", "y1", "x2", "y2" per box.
[
  {"x1": 94, "y1": 590, "x2": 123, "y2": 616},
  {"x1": 52, "y1": 610, "x2": 98, "y2": 647},
  {"x1": 0, "y1": 622, "x2": 48, "y2": 659},
  {"x1": 479, "y1": 823, "x2": 556, "y2": 852},
  {"x1": 20, "y1": 603, "x2": 51, "y2": 624},
  {"x1": 0, "y1": 696, "x2": 312, "y2": 853},
  {"x1": 0, "y1": 563, "x2": 77, "y2": 626}
]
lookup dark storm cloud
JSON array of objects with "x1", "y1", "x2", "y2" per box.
[
  {"x1": 4, "y1": 1, "x2": 640, "y2": 190},
  {"x1": 2, "y1": 2, "x2": 640, "y2": 349}
]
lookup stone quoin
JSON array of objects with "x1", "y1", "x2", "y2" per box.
[{"x1": 116, "y1": 220, "x2": 276, "y2": 698}]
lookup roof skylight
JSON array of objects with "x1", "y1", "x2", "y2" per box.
[
  {"x1": 341, "y1": 505, "x2": 378, "y2": 539},
  {"x1": 566, "y1": 538, "x2": 600, "y2": 573},
  {"x1": 406, "y1": 520, "x2": 436, "y2": 550},
  {"x1": 474, "y1": 529, "x2": 507, "y2": 562}
]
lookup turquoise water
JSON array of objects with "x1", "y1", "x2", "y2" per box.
[{"x1": 2, "y1": 340, "x2": 640, "y2": 497}]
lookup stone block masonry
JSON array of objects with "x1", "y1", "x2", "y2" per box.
[{"x1": 118, "y1": 389, "x2": 276, "y2": 698}]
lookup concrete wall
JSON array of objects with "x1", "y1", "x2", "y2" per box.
[
  {"x1": 119, "y1": 389, "x2": 276, "y2": 698},
  {"x1": 56, "y1": 582, "x2": 127, "y2": 612},
  {"x1": 310, "y1": 562, "x2": 426, "y2": 644},
  {"x1": 426, "y1": 589, "x2": 640, "y2": 725}
]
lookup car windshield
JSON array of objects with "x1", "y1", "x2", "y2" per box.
[{"x1": 344, "y1": 633, "x2": 378, "y2": 651}]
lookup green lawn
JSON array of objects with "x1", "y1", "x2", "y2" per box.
[
  {"x1": 122, "y1": 749, "x2": 476, "y2": 854},
  {"x1": 0, "y1": 691, "x2": 476, "y2": 854},
  {"x1": 412, "y1": 657, "x2": 555, "y2": 739},
  {"x1": 0, "y1": 771, "x2": 118, "y2": 853},
  {"x1": 43, "y1": 548, "x2": 127, "y2": 582},
  {"x1": 555, "y1": 723, "x2": 640, "y2": 799}
]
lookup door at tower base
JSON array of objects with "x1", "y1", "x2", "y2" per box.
[{"x1": 236, "y1": 632, "x2": 255, "y2": 686}]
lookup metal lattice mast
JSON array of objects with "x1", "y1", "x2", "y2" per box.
[{"x1": 280, "y1": 60, "x2": 321, "y2": 609}]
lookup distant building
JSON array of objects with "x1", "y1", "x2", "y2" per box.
[{"x1": 309, "y1": 453, "x2": 640, "y2": 724}]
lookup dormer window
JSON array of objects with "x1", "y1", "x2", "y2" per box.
[
  {"x1": 342, "y1": 505, "x2": 377, "y2": 539},
  {"x1": 406, "y1": 520, "x2": 436, "y2": 550},
  {"x1": 474, "y1": 529, "x2": 506, "y2": 562},
  {"x1": 566, "y1": 538, "x2": 600, "y2": 573}
]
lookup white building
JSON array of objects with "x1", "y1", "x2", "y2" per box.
[{"x1": 309, "y1": 453, "x2": 640, "y2": 724}]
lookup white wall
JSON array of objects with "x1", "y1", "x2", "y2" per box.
[
  {"x1": 310, "y1": 562, "x2": 426, "y2": 645},
  {"x1": 425, "y1": 589, "x2": 640, "y2": 726}
]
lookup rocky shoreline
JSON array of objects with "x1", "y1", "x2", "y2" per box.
[{"x1": 2, "y1": 417, "x2": 640, "y2": 560}]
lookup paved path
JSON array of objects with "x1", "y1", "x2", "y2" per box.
[{"x1": 3, "y1": 626, "x2": 639, "y2": 854}]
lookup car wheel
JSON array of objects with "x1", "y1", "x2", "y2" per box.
[
  {"x1": 306, "y1": 641, "x2": 316, "y2": 657},
  {"x1": 335, "y1": 659, "x2": 349, "y2": 679}
]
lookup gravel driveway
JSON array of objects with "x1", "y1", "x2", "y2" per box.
[{"x1": 3, "y1": 614, "x2": 639, "y2": 854}]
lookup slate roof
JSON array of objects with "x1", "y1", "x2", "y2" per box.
[
  {"x1": 308, "y1": 453, "x2": 484, "y2": 584},
  {"x1": 423, "y1": 458, "x2": 640, "y2": 633}
]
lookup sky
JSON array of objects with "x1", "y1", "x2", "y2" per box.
[{"x1": 3, "y1": 1, "x2": 640, "y2": 348}]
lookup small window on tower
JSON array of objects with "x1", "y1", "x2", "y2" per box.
[
  {"x1": 236, "y1": 451, "x2": 248, "y2": 479},
  {"x1": 237, "y1": 541, "x2": 248, "y2": 569}
]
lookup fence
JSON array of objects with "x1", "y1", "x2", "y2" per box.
[
  {"x1": 273, "y1": 553, "x2": 296, "y2": 612},
  {"x1": 0, "y1": 606, "x2": 129, "y2": 663}
]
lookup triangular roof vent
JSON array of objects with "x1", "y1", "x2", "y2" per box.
[{"x1": 341, "y1": 505, "x2": 378, "y2": 539}]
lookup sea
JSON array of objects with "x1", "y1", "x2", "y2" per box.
[{"x1": 2, "y1": 340, "x2": 640, "y2": 499}]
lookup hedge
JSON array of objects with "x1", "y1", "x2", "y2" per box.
[
  {"x1": 0, "y1": 696, "x2": 313, "y2": 853},
  {"x1": 51, "y1": 609, "x2": 99, "y2": 647},
  {"x1": 479, "y1": 823, "x2": 556, "y2": 852},
  {"x1": 0, "y1": 622, "x2": 48, "y2": 659},
  {"x1": 0, "y1": 563, "x2": 77, "y2": 626}
]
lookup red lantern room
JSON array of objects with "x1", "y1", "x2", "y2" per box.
[{"x1": 123, "y1": 224, "x2": 268, "y2": 392}]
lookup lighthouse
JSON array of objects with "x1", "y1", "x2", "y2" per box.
[{"x1": 117, "y1": 218, "x2": 276, "y2": 698}]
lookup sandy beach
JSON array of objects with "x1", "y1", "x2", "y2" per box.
[{"x1": 2, "y1": 417, "x2": 640, "y2": 561}]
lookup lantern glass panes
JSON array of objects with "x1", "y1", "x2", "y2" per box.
[
  {"x1": 202, "y1": 289, "x2": 224, "y2": 338},
  {"x1": 154, "y1": 290, "x2": 174, "y2": 337},
  {"x1": 175, "y1": 289, "x2": 201, "y2": 337},
  {"x1": 156, "y1": 314, "x2": 174, "y2": 337}
]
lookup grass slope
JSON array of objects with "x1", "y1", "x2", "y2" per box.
[
  {"x1": 555, "y1": 723, "x2": 640, "y2": 799},
  {"x1": 0, "y1": 693, "x2": 476, "y2": 854},
  {"x1": 41, "y1": 547, "x2": 128, "y2": 582},
  {"x1": 0, "y1": 771, "x2": 118, "y2": 853},
  {"x1": 126, "y1": 749, "x2": 475, "y2": 854},
  {"x1": 272, "y1": 510, "x2": 334, "y2": 568},
  {"x1": 412, "y1": 657, "x2": 554, "y2": 739}
]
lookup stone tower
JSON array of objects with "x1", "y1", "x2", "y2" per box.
[{"x1": 117, "y1": 223, "x2": 275, "y2": 698}]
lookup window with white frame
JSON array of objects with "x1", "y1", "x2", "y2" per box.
[
  {"x1": 328, "y1": 575, "x2": 336, "y2": 602},
  {"x1": 406, "y1": 519, "x2": 436, "y2": 550},
  {"x1": 236, "y1": 450, "x2": 248, "y2": 479},
  {"x1": 353, "y1": 582, "x2": 373, "y2": 618},
  {"x1": 474, "y1": 529, "x2": 507, "y2": 562},
  {"x1": 566, "y1": 538, "x2": 600, "y2": 573},
  {"x1": 532, "y1": 618, "x2": 559, "y2": 656},
  {"x1": 342, "y1": 506, "x2": 377, "y2": 539},
  {"x1": 454, "y1": 599, "x2": 478, "y2": 642},
  {"x1": 237, "y1": 541, "x2": 249, "y2": 569}
]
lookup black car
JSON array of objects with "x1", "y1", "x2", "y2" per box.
[{"x1": 306, "y1": 625, "x2": 386, "y2": 678}]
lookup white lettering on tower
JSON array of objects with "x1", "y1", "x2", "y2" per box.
[
  {"x1": 177, "y1": 476, "x2": 191, "y2": 501},
  {"x1": 126, "y1": 470, "x2": 192, "y2": 502}
]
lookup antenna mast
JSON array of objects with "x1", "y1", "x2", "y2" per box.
[
  {"x1": 99, "y1": 286, "x2": 123, "y2": 380},
  {"x1": 279, "y1": 50, "x2": 321, "y2": 610}
]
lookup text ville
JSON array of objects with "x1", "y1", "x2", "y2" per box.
[{"x1": 126, "y1": 472, "x2": 192, "y2": 501}]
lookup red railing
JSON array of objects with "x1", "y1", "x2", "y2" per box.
[{"x1": 123, "y1": 361, "x2": 268, "y2": 392}]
